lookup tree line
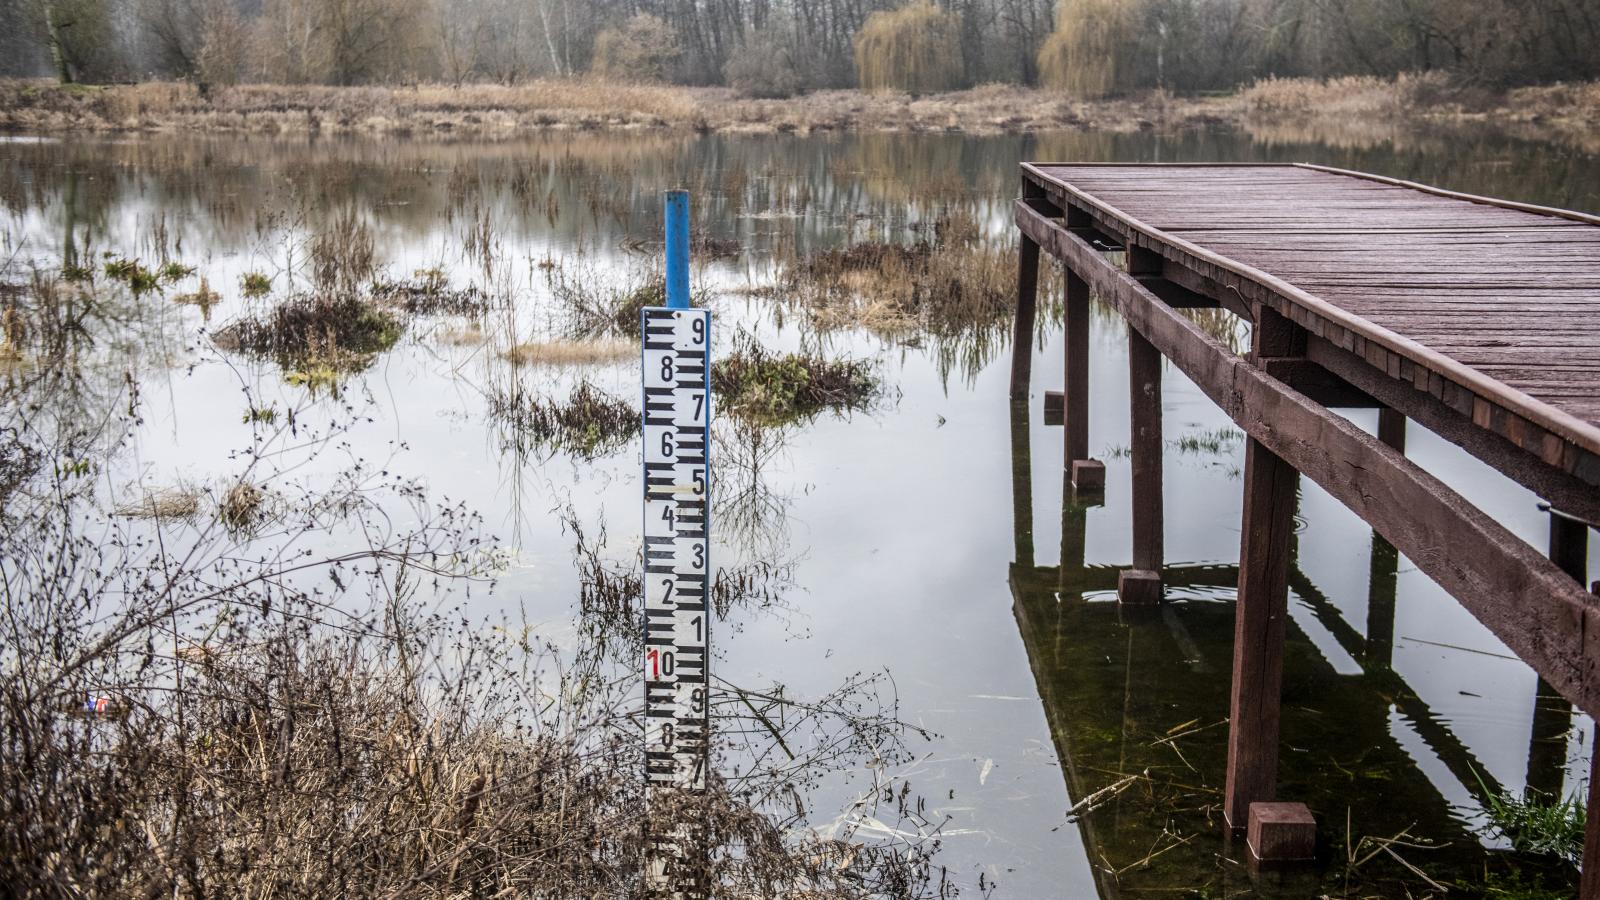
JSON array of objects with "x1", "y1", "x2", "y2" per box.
[{"x1": 3, "y1": 0, "x2": 1597, "y2": 96}]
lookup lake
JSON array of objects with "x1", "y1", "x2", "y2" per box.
[{"x1": 3, "y1": 123, "x2": 1597, "y2": 897}]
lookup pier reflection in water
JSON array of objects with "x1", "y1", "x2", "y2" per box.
[{"x1": 1004, "y1": 398, "x2": 1575, "y2": 896}]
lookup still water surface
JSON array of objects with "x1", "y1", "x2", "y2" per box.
[{"x1": 4, "y1": 124, "x2": 1599, "y2": 896}]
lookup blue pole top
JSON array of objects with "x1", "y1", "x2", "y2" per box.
[{"x1": 664, "y1": 190, "x2": 691, "y2": 309}]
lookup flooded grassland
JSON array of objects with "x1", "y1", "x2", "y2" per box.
[{"x1": 2, "y1": 125, "x2": 1599, "y2": 897}]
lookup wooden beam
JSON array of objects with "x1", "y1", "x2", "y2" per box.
[
  {"x1": 1017, "y1": 200, "x2": 1600, "y2": 717},
  {"x1": 1308, "y1": 336, "x2": 1600, "y2": 526},
  {"x1": 1021, "y1": 164, "x2": 1600, "y2": 476}
]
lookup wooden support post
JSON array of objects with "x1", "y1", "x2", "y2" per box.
[
  {"x1": 1065, "y1": 265, "x2": 1101, "y2": 492},
  {"x1": 1378, "y1": 407, "x2": 1406, "y2": 454},
  {"x1": 1011, "y1": 236, "x2": 1040, "y2": 401},
  {"x1": 1225, "y1": 305, "x2": 1304, "y2": 831},
  {"x1": 1586, "y1": 572, "x2": 1600, "y2": 900},
  {"x1": 1009, "y1": 399, "x2": 1035, "y2": 568},
  {"x1": 1364, "y1": 535, "x2": 1399, "y2": 670},
  {"x1": 1526, "y1": 675, "x2": 1573, "y2": 800},
  {"x1": 1364, "y1": 407, "x2": 1404, "y2": 670},
  {"x1": 1060, "y1": 486, "x2": 1089, "y2": 594},
  {"x1": 1122, "y1": 320, "x2": 1163, "y2": 604},
  {"x1": 1527, "y1": 514, "x2": 1587, "y2": 800},
  {"x1": 1225, "y1": 436, "x2": 1299, "y2": 830},
  {"x1": 1584, "y1": 737, "x2": 1600, "y2": 900}
]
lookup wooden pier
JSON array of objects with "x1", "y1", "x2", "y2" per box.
[{"x1": 1010, "y1": 163, "x2": 1600, "y2": 885}]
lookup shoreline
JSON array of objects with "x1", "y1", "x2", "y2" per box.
[{"x1": 2, "y1": 77, "x2": 1597, "y2": 145}]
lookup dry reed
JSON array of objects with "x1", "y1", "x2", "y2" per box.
[{"x1": 502, "y1": 339, "x2": 635, "y2": 367}]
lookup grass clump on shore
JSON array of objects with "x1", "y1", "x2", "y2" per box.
[
  {"x1": 487, "y1": 380, "x2": 639, "y2": 460},
  {"x1": 711, "y1": 331, "x2": 877, "y2": 424},
  {"x1": 211, "y1": 292, "x2": 404, "y2": 373}
]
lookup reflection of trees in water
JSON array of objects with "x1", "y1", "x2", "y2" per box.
[{"x1": 712, "y1": 416, "x2": 797, "y2": 562}]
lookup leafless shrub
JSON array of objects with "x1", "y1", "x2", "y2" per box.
[
  {"x1": 725, "y1": 33, "x2": 805, "y2": 100},
  {"x1": 590, "y1": 15, "x2": 683, "y2": 83}
]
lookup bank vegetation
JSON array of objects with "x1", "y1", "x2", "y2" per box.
[{"x1": 3, "y1": 73, "x2": 1598, "y2": 140}]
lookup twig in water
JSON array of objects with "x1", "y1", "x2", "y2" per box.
[{"x1": 1066, "y1": 771, "x2": 1145, "y2": 823}]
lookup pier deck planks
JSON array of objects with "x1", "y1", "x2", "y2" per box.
[{"x1": 1025, "y1": 163, "x2": 1600, "y2": 474}]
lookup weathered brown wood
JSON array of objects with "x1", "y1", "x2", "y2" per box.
[
  {"x1": 1022, "y1": 163, "x2": 1600, "y2": 476},
  {"x1": 1586, "y1": 744, "x2": 1600, "y2": 900},
  {"x1": 1065, "y1": 267, "x2": 1091, "y2": 474},
  {"x1": 1011, "y1": 235, "x2": 1040, "y2": 400},
  {"x1": 1010, "y1": 400, "x2": 1034, "y2": 567},
  {"x1": 1128, "y1": 322, "x2": 1163, "y2": 574},
  {"x1": 1015, "y1": 201, "x2": 1600, "y2": 718},
  {"x1": 1553, "y1": 515, "x2": 1590, "y2": 582},
  {"x1": 1378, "y1": 408, "x2": 1406, "y2": 453},
  {"x1": 1365, "y1": 534, "x2": 1399, "y2": 671},
  {"x1": 1528, "y1": 515, "x2": 1591, "y2": 799},
  {"x1": 1225, "y1": 435, "x2": 1298, "y2": 830},
  {"x1": 1525, "y1": 675, "x2": 1572, "y2": 801},
  {"x1": 1307, "y1": 335, "x2": 1600, "y2": 525}
]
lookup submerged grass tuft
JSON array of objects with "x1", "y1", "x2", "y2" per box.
[
  {"x1": 776, "y1": 211, "x2": 1023, "y2": 384},
  {"x1": 103, "y1": 257, "x2": 160, "y2": 294},
  {"x1": 372, "y1": 269, "x2": 491, "y2": 316},
  {"x1": 173, "y1": 276, "x2": 221, "y2": 318},
  {"x1": 711, "y1": 331, "x2": 877, "y2": 424},
  {"x1": 487, "y1": 381, "x2": 639, "y2": 460},
  {"x1": 211, "y1": 292, "x2": 404, "y2": 372},
  {"x1": 115, "y1": 486, "x2": 202, "y2": 520},
  {"x1": 240, "y1": 271, "x2": 272, "y2": 298},
  {"x1": 159, "y1": 261, "x2": 196, "y2": 283}
]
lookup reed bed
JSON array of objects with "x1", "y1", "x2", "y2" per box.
[{"x1": 502, "y1": 338, "x2": 636, "y2": 367}]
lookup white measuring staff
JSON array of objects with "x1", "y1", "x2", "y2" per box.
[{"x1": 641, "y1": 306, "x2": 712, "y2": 896}]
